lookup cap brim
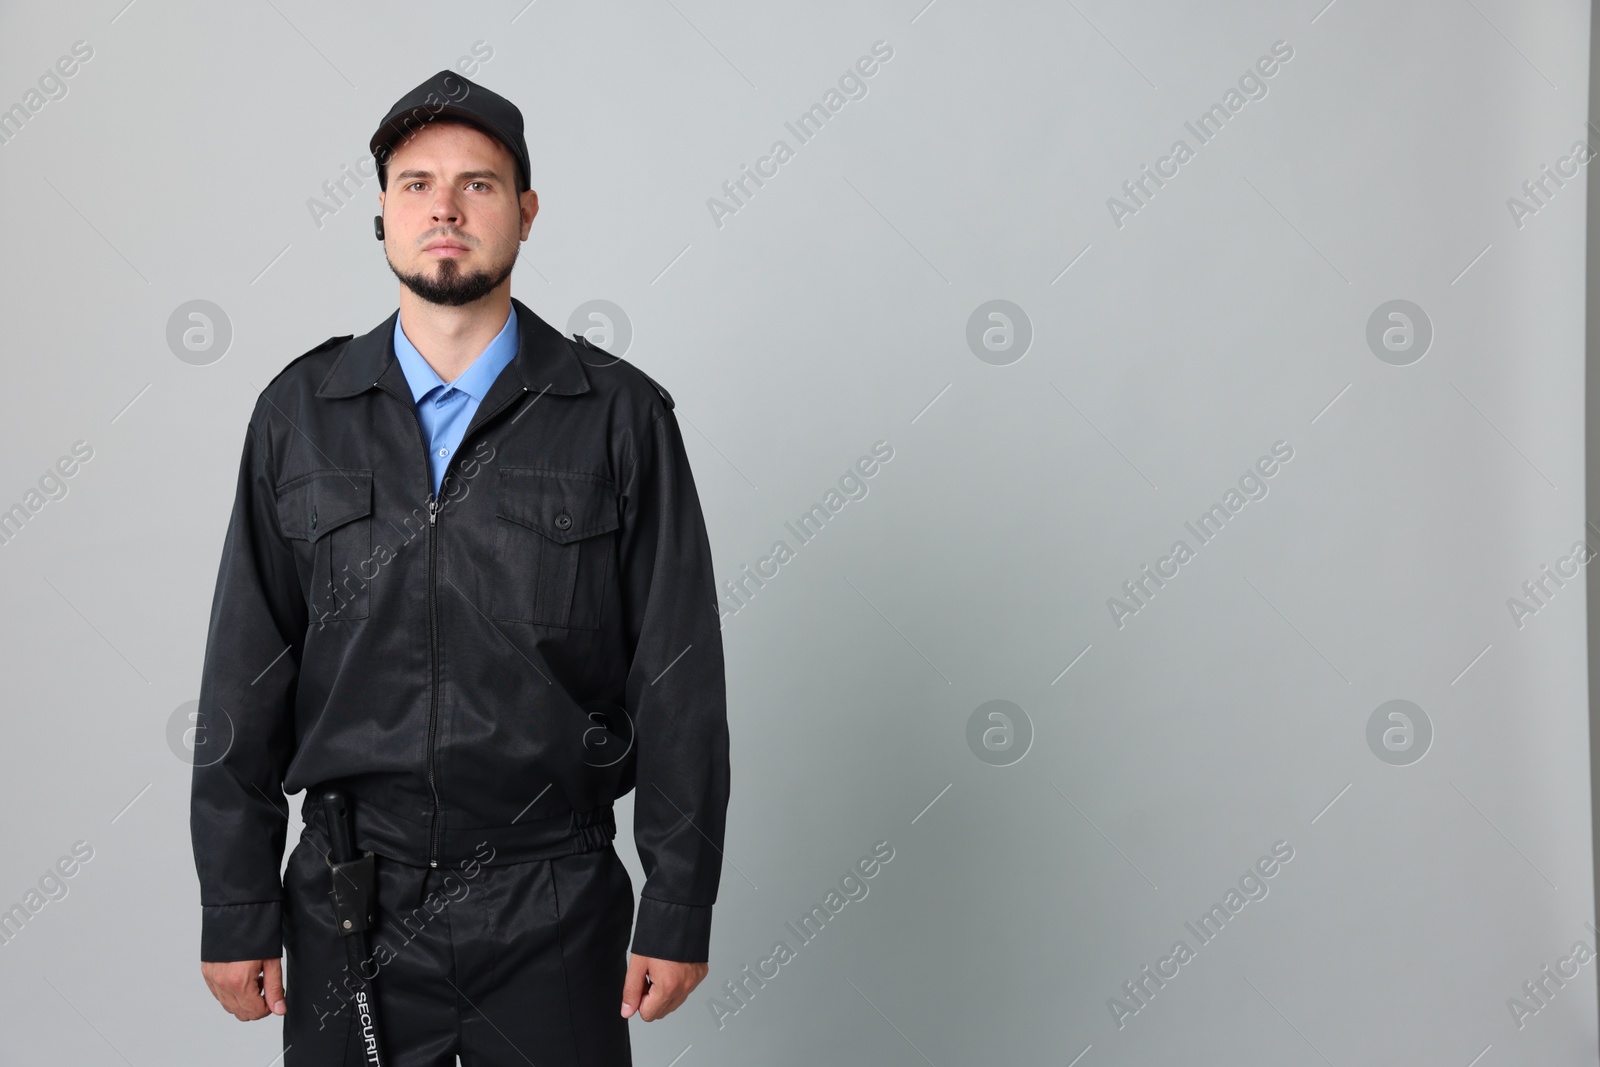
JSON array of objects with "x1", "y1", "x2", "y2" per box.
[{"x1": 370, "y1": 107, "x2": 527, "y2": 188}]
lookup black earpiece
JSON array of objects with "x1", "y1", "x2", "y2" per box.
[{"x1": 373, "y1": 215, "x2": 385, "y2": 241}]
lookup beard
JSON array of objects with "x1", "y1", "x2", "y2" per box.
[{"x1": 388, "y1": 247, "x2": 516, "y2": 307}]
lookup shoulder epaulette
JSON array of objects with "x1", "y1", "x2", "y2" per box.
[
  {"x1": 265, "y1": 334, "x2": 354, "y2": 391},
  {"x1": 307, "y1": 334, "x2": 353, "y2": 356},
  {"x1": 637, "y1": 367, "x2": 674, "y2": 410},
  {"x1": 572, "y1": 334, "x2": 674, "y2": 410}
]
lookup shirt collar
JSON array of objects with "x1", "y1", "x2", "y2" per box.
[
  {"x1": 392, "y1": 304, "x2": 520, "y2": 405},
  {"x1": 315, "y1": 297, "x2": 591, "y2": 401}
]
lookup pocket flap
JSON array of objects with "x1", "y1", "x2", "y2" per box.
[
  {"x1": 496, "y1": 469, "x2": 619, "y2": 544},
  {"x1": 276, "y1": 470, "x2": 373, "y2": 543}
]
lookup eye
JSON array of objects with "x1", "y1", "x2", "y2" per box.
[
  {"x1": 467, "y1": 181, "x2": 489, "y2": 192},
  {"x1": 406, "y1": 181, "x2": 427, "y2": 192}
]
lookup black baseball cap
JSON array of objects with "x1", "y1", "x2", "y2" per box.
[{"x1": 369, "y1": 70, "x2": 531, "y2": 193}]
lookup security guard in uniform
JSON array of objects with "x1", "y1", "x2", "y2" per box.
[{"x1": 190, "y1": 70, "x2": 730, "y2": 1066}]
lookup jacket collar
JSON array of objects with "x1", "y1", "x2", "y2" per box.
[{"x1": 316, "y1": 296, "x2": 591, "y2": 400}]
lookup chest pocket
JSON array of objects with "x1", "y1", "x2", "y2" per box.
[
  {"x1": 491, "y1": 469, "x2": 620, "y2": 629},
  {"x1": 275, "y1": 470, "x2": 374, "y2": 622}
]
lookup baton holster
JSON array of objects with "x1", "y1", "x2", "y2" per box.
[
  {"x1": 326, "y1": 850, "x2": 377, "y2": 935},
  {"x1": 320, "y1": 788, "x2": 379, "y2": 949}
]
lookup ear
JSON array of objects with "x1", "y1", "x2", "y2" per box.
[{"x1": 519, "y1": 188, "x2": 539, "y2": 241}]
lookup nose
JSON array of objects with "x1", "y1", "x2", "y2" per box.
[{"x1": 430, "y1": 186, "x2": 462, "y2": 225}]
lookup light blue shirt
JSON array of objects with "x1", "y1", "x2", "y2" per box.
[{"x1": 392, "y1": 305, "x2": 519, "y2": 497}]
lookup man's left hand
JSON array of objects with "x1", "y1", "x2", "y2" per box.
[{"x1": 621, "y1": 954, "x2": 708, "y2": 1021}]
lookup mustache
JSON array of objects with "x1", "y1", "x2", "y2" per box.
[{"x1": 420, "y1": 228, "x2": 476, "y2": 247}]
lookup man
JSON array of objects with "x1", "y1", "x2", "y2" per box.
[{"x1": 190, "y1": 70, "x2": 730, "y2": 1066}]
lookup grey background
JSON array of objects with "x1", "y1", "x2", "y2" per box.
[{"x1": 0, "y1": 0, "x2": 1594, "y2": 1064}]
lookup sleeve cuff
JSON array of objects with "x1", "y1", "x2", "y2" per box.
[
  {"x1": 201, "y1": 901, "x2": 282, "y2": 962},
  {"x1": 630, "y1": 896, "x2": 713, "y2": 963}
]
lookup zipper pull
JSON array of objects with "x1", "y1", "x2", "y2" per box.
[{"x1": 428, "y1": 497, "x2": 439, "y2": 526}]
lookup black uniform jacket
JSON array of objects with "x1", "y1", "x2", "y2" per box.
[{"x1": 190, "y1": 297, "x2": 729, "y2": 965}]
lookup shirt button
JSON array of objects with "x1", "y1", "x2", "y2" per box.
[
  {"x1": 555, "y1": 511, "x2": 572, "y2": 531},
  {"x1": 438, "y1": 448, "x2": 448, "y2": 457}
]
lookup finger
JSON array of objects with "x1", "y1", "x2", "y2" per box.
[
  {"x1": 234, "y1": 964, "x2": 268, "y2": 1021},
  {"x1": 219, "y1": 980, "x2": 254, "y2": 1021},
  {"x1": 263, "y1": 957, "x2": 287, "y2": 1016},
  {"x1": 644, "y1": 989, "x2": 678, "y2": 1020},
  {"x1": 638, "y1": 974, "x2": 677, "y2": 1022},
  {"x1": 205, "y1": 961, "x2": 266, "y2": 1021},
  {"x1": 620, "y1": 955, "x2": 648, "y2": 1018}
]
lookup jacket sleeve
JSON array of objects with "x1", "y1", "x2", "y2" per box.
[
  {"x1": 190, "y1": 403, "x2": 305, "y2": 961},
  {"x1": 618, "y1": 405, "x2": 730, "y2": 963}
]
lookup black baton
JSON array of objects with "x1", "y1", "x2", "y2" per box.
[{"x1": 320, "y1": 789, "x2": 388, "y2": 1066}]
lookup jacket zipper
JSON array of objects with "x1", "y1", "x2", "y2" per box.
[
  {"x1": 398, "y1": 374, "x2": 527, "y2": 869},
  {"x1": 425, "y1": 494, "x2": 441, "y2": 867},
  {"x1": 401, "y1": 400, "x2": 445, "y2": 870}
]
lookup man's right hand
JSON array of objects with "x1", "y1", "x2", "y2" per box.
[{"x1": 201, "y1": 958, "x2": 286, "y2": 1021}]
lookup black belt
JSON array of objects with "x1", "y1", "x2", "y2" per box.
[{"x1": 301, "y1": 791, "x2": 616, "y2": 869}]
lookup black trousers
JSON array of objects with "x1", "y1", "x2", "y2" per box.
[{"x1": 281, "y1": 821, "x2": 634, "y2": 1066}]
